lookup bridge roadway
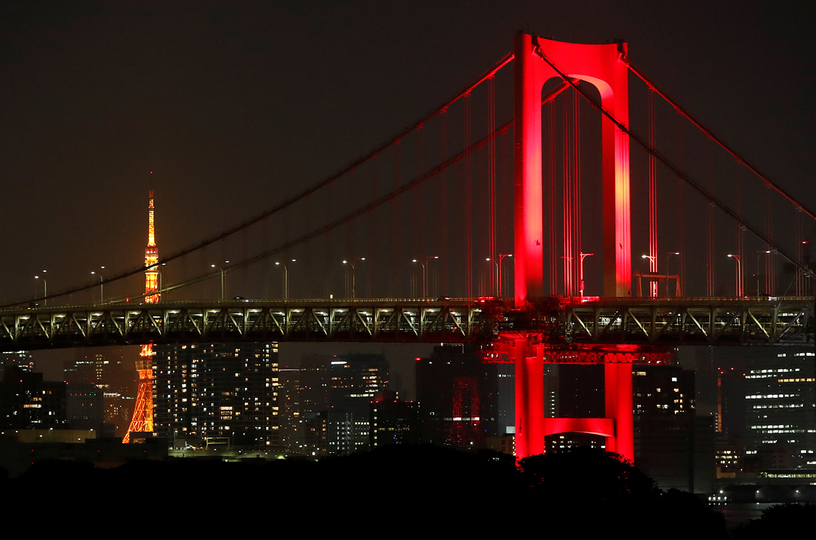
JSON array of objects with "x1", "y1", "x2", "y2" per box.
[{"x1": 0, "y1": 296, "x2": 812, "y2": 351}]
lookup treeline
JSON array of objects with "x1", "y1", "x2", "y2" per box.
[{"x1": 1, "y1": 446, "x2": 811, "y2": 537}]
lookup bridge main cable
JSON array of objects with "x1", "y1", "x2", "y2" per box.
[
  {"x1": 165, "y1": 51, "x2": 515, "y2": 264},
  {"x1": 625, "y1": 60, "x2": 816, "y2": 223},
  {"x1": 3, "y1": 53, "x2": 516, "y2": 309},
  {"x1": 531, "y1": 42, "x2": 815, "y2": 280},
  {"x1": 174, "y1": 82, "x2": 573, "y2": 284}
]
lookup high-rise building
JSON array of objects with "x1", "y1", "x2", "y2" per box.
[
  {"x1": 744, "y1": 349, "x2": 816, "y2": 472},
  {"x1": 124, "y1": 190, "x2": 160, "y2": 443},
  {"x1": 283, "y1": 352, "x2": 389, "y2": 456},
  {"x1": 65, "y1": 351, "x2": 108, "y2": 384},
  {"x1": 152, "y1": 342, "x2": 280, "y2": 450},
  {"x1": 0, "y1": 366, "x2": 67, "y2": 429},
  {"x1": 369, "y1": 390, "x2": 420, "y2": 448},
  {"x1": 632, "y1": 363, "x2": 713, "y2": 492},
  {"x1": 0, "y1": 350, "x2": 35, "y2": 374},
  {"x1": 291, "y1": 354, "x2": 332, "y2": 456},
  {"x1": 328, "y1": 353, "x2": 389, "y2": 455},
  {"x1": 65, "y1": 348, "x2": 133, "y2": 437},
  {"x1": 416, "y1": 344, "x2": 509, "y2": 451},
  {"x1": 714, "y1": 366, "x2": 747, "y2": 476},
  {"x1": 66, "y1": 382, "x2": 105, "y2": 432}
]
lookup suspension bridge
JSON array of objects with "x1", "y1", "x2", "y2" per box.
[{"x1": 2, "y1": 34, "x2": 813, "y2": 458}]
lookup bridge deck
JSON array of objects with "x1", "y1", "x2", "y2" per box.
[{"x1": 0, "y1": 296, "x2": 812, "y2": 351}]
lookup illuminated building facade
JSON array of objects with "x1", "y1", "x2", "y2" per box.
[
  {"x1": 123, "y1": 190, "x2": 160, "y2": 443},
  {"x1": 327, "y1": 353, "x2": 389, "y2": 455},
  {"x1": 289, "y1": 354, "x2": 331, "y2": 457},
  {"x1": 0, "y1": 350, "x2": 35, "y2": 373},
  {"x1": 65, "y1": 349, "x2": 132, "y2": 437},
  {"x1": 744, "y1": 349, "x2": 816, "y2": 471},
  {"x1": 416, "y1": 344, "x2": 508, "y2": 450},
  {"x1": 632, "y1": 364, "x2": 714, "y2": 493},
  {"x1": 66, "y1": 383, "x2": 105, "y2": 432},
  {"x1": 153, "y1": 342, "x2": 280, "y2": 450},
  {"x1": 714, "y1": 367, "x2": 747, "y2": 476},
  {"x1": 369, "y1": 390, "x2": 420, "y2": 448},
  {"x1": 0, "y1": 367, "x2": 67, "y2": 429}
]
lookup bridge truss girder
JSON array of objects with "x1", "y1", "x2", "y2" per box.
[
  {"x1": 558, "y1": 298, "x2": 814, "y2": 346},
  {"x1": 0, "y1": 300, "x2": 498, "y2": 350},
  {"x1": 1, "y1": 297, "x2": 812, "y2": 350}
]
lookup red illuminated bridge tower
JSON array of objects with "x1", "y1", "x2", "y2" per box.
[{"x1": 503, "y1": 34, "x2": 656, "y2": 462}]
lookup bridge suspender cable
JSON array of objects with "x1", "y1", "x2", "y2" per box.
[
  {"x1": 162, "y1": 51, "x2": 516, "y2": 269},
  {"x1": 625, "y1": 60, "x2": 816, "y2": 223},
  {"x1": 531, "y1": 43, "x2": 816, "y2": 281},
  {"x1": 4, "y1": 53, "x2": 517, "y2": 309},
  {"x1": 171, "y1": 82, "x2": 574, "y2": 290}
]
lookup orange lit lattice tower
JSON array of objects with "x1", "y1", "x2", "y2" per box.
[{"x1": 123, "y1": 190, "x2": 160, "y2": 443}]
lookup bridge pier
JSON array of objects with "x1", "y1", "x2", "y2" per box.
[
  {"x1": 502, "y1": 336, "x2": 662, "y2": 463},
  {"x1": 513, "y1": 337, "x2": 546, "y2": 459}
]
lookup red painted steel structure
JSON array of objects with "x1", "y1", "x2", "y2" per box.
[
  {"x1": 514, "y1": 34, "x2": 631, "y2": 304},
  {"x1": 506, "y1": 336, "x2": 645, "y2": 463},
  {"x1": 510, "y1": 34, "x2": 637, "y2": 462}
]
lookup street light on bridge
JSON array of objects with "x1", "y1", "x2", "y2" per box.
[
  {"x1": 727, "y1": 254, "x2": 743, "y2": 297},
  {"x1": 34, "y1": 270, "x2": 47, "y2": 306},
  {"x1": 755, "y1": 250, "x2": 775, "y2": 296},
  {"x1": 342, "y1": 257, "x2": 365, "y2": 299},
  {"x1": 641, "y1": 255, "x2": 657, "y2": 297},
  {"x1": 91, "y1": 266, "x2": 105, "y2": 304},
  {"x1": 275, "y1": 259, "x2": 296, "y2": 300},
  {"x1": 211, "y1": 261, "x2": 229, "y2": 300},
  {"x1": 666, "y1": 252, "x2": 680, "y2": 297},
  {"x1": 579, "y1": 252, "x2": 593, "y2": 297},
  {"x1": 412, "y1": 256, "x2": 439, "y2": 298},
  {"x1": 485, "y1": 254, "x2": 512, "y2": 297}
]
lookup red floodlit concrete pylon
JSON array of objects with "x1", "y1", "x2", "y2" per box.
[{"x1": 509, "y1": 34, "x2": 635, "y2": 462}]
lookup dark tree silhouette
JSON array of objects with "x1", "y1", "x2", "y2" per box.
[
  {"x1": 517, "y1": 448, "x2": 728, "y2": 539},
  {"x1": 732, "y1": 504, "x2": 816, "y2": 539}
]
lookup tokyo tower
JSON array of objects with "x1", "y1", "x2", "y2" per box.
[{"x1": 123, "y1": 190, "x2": 160, "y2": 443}]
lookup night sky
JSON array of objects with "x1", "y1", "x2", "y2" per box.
[{"x1": 2, "y1": 1, "x2": 814, "y2": 379}]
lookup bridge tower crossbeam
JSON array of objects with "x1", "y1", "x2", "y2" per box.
[
  {"x1": 497, "y1": 336, "x2": 671, "y2": 463},
  {"x1": 514, "y1": 33, "x2": 631, "y2": 306}
]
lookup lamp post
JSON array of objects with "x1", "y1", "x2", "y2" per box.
[
  {"x1": 579, "y1": 252, "x2": 593, "y2": 297},
  {"x1": 91, "y1": 266, "x2": 105, "y2": 304},
  {"x1": 211, "y1": 261, "x2": 229, "y2": 300},
  {"x1": 343, "y1": 257, "x2": 365, "y2": 299},
  {"x1": 425, "y1": 256, "x2": 439, "y2": 298},
  {"x1": 641, "y1": 255, "x2": 657, "y2": 297},
  {"x1": 275, "y1": 259, "x2": 296, "y2": 300},
  {"x1": 413, "y1": 256, "x2": 438, "y2": 298},
  {"x1": 35, "y1": 270, "x2": 47, "y2": 306},
  {"x1": 666, "y1": 252, "x2": 680, "y2": 297},
  {"x1": 498, "y1": 253, "x2": 512, "y2": 298},
  {"x1": 727, "y1": 254, "x2": 743, "y2": 297},
  {"x1": 485, "y1": 258, "x2": 498, "y2": 297},
  {"x1": 485, "y1": 254, "x2": 512, "y2": 297},
  {"x1": 755, "y1": 250, "x2": 774, "y2": 296},
  {"x1": 158, "y1": 262, "x2": 166, "y2": 301}
]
